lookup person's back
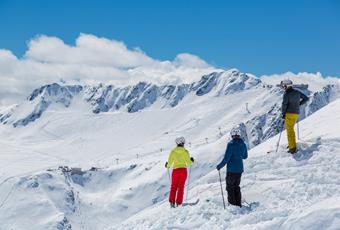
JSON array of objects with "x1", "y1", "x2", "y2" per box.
[
  {"x1": 225, "y1": 138, "x2": 248, "y2": 173},
  {"x1": 282, "y1": 87, "x2": 308, "y2": 115},
  {"x1": 168, "y1": 146, "x2": 192, "y2": 169},
  {"x1": 283, "y1": 88, "x2": 300, "y2": 113},
  {"x1": 217, "y1": 138, "x2": 247, "y2": 174}
]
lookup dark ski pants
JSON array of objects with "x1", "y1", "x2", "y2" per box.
[
  {"x1": 226, "y1": 172, "x2": 242, "y2": 207},
  {"x1": 169, "y1": 168, "x2": 187, "y2": 205}
]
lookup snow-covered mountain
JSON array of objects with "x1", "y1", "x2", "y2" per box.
[
  {"x1": 0, "y1": 70, "x2": 340, "y2": 229},
  {"x1": 1, "y1": 69, "x2": 339, "y2": 149},
  {"x1": 0, "y1": 70, "x2": 262, "y2": 125}
]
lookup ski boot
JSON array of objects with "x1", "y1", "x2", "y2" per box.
[{"x1": 288, "y1": 148, "x2": 297, "y2": 154}]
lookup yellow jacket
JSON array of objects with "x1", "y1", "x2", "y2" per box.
[{"x1": 166, "y1": 146, "x2": 193, "y2": 169}]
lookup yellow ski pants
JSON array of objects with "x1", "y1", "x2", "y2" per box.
[{"x1": 285, "y1": 113, "x2": 299, "y2": 150}]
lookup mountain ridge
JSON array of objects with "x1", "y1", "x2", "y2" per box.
[{"x1": 1, "y1": 70, "x2": 340, "y2": 150}]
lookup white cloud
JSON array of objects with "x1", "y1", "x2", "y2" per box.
[
  {"x1": 0, "y1": 34, "x2": 219, "y2": 106},
  {"x1": 25, "y1": 34, "x2": 155, "y2": 68},
  {"x1": 173, "y1": 53, "x2": 211, "y2": 68},
  {"x1": 2, "y1": 33, "x2": 338, "y2": 107}
]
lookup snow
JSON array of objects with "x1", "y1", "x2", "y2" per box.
[
  {"x1": 117, "y1": 99, "x2": 340, "y2": 230},
  {"x1": 0, "y1": 71, "x2": 340, "y2": 229}
]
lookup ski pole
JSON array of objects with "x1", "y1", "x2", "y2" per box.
[
  {"x1": 167, "y1": 168, "x2": 171, "y2": 183},
  {"x1": 275, "y1": 120, "x2": 284, "y2": 153},
  {"x1": 218, "y1": 170, "x2": 226, "y2": 210},
  {"x1": 185, "y1": 166, "x2": 191, "y2": 203},
  {"x1": 275, "y1": 130, "x2": 283, "y2": 153}
]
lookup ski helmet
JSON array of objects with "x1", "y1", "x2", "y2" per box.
[
  {"x1": 175, "y1": 137, "x2": 186, "y2": 145},
  {"x1": 230, "y1": 126, "x2": 241, "y2": 138},
  {"x1": 280, "y1": 79, "x2": 293, "y2": 87}
]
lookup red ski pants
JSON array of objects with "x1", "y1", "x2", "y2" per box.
[{"x1": 169, "y1": 168, "x2": 187, "y2": 205}]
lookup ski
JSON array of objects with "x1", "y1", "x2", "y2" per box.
[
  {"x1": 182, "y1": 199, "x2": 200, "y2": 206},
  {"x1": 241, "y1": 201, "x2": 260, "y2": 211}
]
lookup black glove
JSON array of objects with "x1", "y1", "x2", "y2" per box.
[
  {"x1": 282, "y1": 113, "x2": 285, "y2": 119},
  {"x1": 190, "y1": 157, "x2": 194, "y2": 163},
  {"x1": 216, "y1": 165, "x2": 221, "y2": 171},
  {"x1": 165, "y1": 162, "x2": 168, "y2": 168}
]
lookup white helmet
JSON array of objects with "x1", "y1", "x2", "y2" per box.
[
  {"x1": 175, "y1": 137, "x2": 186, "y2": 145},
  {"x1": 280, "y1": 79, "x2": 293, "y2": 87},
  {"x1": 230, "y1": 126, "x2": 241, "y2": 138}
]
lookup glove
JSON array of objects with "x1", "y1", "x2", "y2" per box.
[
  {"x1": 282, "y1": 114, "x2": 285, "y2": 119},
  {"x1": 190, "y1": 157, "x2": 194, "y2": 163},
  {"x1": 216, "y1": 165, "x2": 221, "y2": 171},
  {"x1": 165, "y1": 162, "x2": 168, "y2": 168}
]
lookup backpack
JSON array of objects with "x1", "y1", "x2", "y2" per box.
[{"x1": 292, "y1": 84, "x2": 309, "y2": 96}]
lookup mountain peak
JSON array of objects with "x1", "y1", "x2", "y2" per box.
[{"x1": 213, "y1": 70, "x2": 262, "y2": 95}]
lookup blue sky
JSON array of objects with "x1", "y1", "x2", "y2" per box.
[{"x1": 0, "y1": 0, "x2": 339, "y2": 76}]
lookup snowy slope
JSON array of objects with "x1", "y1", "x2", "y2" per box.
[
  {"x1": 0, "y1": 71, "x2": 340, "y2": 229},
  {"x1": 1, "y1": 95, "x2": 338, "y2": 230},
  {"x1": 118, "y1": 98, "x2": 340, "y2": 230}
]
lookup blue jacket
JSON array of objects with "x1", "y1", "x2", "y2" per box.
[{"x1": 217, "y1": 138, "x2": 248, "y2": 173}]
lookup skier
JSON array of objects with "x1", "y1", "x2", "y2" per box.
[
  {"x1": 280, "y1": 79, "x2": 309, "y2": 154},
  {"x1": 165, "y1": 137, "x2": 194, "y2": 208},
  {"x1": 216, "y1": 127, "x2": 248, "y2": 207}
]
